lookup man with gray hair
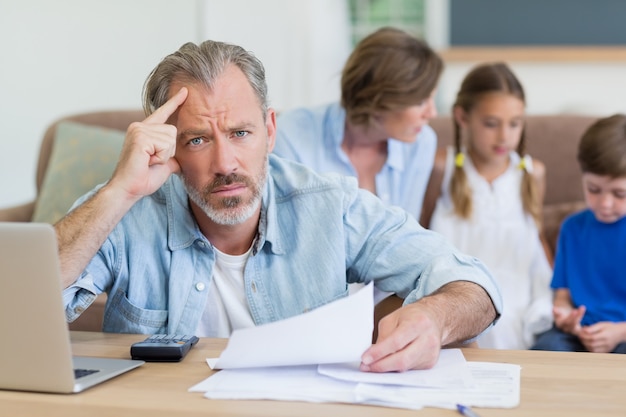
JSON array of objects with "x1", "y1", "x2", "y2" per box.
[{"x1": 56, "y1": 40, "x2": 502, "y2": 372}]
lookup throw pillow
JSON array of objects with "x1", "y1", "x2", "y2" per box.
[{"x1": 32, "y1": 121, "x2": 125, "y2": 224}]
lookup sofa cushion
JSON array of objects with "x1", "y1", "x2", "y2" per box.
[{"x1": 32, "y1": 121, "x2": 125, "y2": 224}]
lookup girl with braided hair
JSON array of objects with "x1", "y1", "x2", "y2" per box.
[{"x1": 420, "y1": 62, "x2": 553, "y2": 349}]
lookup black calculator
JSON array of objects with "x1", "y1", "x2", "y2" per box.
[{"x1": 130, "y1": 334, "x2": 199, "y2": 362}]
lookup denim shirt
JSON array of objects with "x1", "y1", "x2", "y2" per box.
[
  {"x1": 63, "y1": 155, "x2": 502, "y2": 335},
  {"x1": 274, "y1": 102, "x2": 437, "y2": 220}
]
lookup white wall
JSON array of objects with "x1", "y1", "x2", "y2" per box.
[
  {"x1": 438, "y1": 61, "x2": 626, "y2": 116},
  {"x1": 198, "y1": 0, "x2": 350, "y2": 111},
  {"x1": 0, "y1": 0, "x2": 201, "y2": 207},
  {"x1": 0, "y1": 0, "x2": 350, "y2": 209},
  {"x1": 3, "y1": 0, "x2": 626, "y2": 209}
]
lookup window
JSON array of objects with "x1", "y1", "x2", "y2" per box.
[{"x1": 348, "y1": 0, "x2": 426, "y2": 45}]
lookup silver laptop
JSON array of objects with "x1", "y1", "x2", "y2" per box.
[{"x1": 0, "y1": 222, "x2": 144, "y2": 393}]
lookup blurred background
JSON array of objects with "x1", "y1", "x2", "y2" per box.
[{"x1": 2, "y1": 0, "x2": 626, "y2": 208}]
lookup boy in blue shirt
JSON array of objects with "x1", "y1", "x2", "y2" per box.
[{"x1": 532, "y1": 114, "x2": 626, "y2": 353}]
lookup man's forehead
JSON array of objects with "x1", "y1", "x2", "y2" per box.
[
  {"x1": 167, "y1": 64, "x2": 251, "y2": 98},
  {"x1": 172, "y1": 95, "x2": 264, "y2": 135},
  {"x1": 172, "y1": 73, "x2": 259, "y2": 108}
]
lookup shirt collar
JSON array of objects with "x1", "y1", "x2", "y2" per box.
[
  {"x1": 164, "y1": 176, "x2": 203, "y2": 251},
  {"x1": 255, "y1": 157, "x2": 285, "y2": 255},
  {"x1": 387, "y1": 139, "x2": 406, "y2": 171},
  {"x1": 327, "y1": 102, "x2": 346, "y2": 149},
  {"x1": 163, "y1": 166, "x2": 285, "y2": 256}
]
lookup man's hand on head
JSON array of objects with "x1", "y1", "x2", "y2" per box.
[{"x1": 108, "y1": 87, "x2": 188, "y2": 201}]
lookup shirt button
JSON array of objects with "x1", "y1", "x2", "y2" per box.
[{"x1": 195, "y1": 282, "x2": 206, "y2": 292}]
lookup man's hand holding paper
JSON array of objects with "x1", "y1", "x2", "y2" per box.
[
  {"x1": 361, "y1": 299, "x2": 443, "y2": 372},
  {"x1": 363, "y1": 280, "x2": 495, "y2": 372}
]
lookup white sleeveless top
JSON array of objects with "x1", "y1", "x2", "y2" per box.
[{"x1": 430, "y1": 147, "x2": 553, "y2": 349}]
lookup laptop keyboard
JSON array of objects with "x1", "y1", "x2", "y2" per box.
[{"x1": 74, "y1": 368, "x2": 99, "y2": 379}]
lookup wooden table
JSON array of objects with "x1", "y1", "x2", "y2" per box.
[{"x1": 1, "y1": 331, "x2": 625, "y2": 416}]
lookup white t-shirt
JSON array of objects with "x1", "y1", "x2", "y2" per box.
[{"x1": 195, "y1": 246, "x2": 255, "y2": 337}]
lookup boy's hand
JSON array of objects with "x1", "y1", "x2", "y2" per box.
[
  {"x1": 579, "y1": 322, "x2": 626, "y2": 353},
  {"x1": 553, "y1": 305, "x2": 585, "y2": 335}
]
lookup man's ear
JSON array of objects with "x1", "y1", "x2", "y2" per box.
[
  {"x1": 453, "y1": 106, "x2": 468, "y2": 128},
  {"x1": 266, "y1": 108, "x2": 277, "y2": 152}
]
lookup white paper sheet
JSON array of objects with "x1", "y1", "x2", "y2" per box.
[
  {"x1": 317, "y1": 348, "x2": 474, "y2": 388},
  {"x1": 207, "y1": 283, "x2": 374, "y2": 369},
  {"x1": 189, "y1": 364, "x2": 359, "y2": 403},
  {"x1": 355, "y1": 361, "x2": 521, "y2": 409},
  {"x1": 189, "y1": 360, "x2": 520, "y2": 410}
]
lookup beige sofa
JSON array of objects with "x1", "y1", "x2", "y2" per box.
[{"x1": 1, "y1": 111, "x2": 597, "y2": 332}]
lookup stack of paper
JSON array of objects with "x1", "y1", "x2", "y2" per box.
[{"x1": 189, "y1": 283, "x2": 520, "y2": 410}]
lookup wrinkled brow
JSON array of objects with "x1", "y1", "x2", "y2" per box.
[{"x1": 177, "y1": 128, "x2": 210, "y2": 141}]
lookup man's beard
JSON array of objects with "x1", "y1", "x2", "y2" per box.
[{"x1": 182, "y1": 156, "x2": 268, "y2": 226}]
